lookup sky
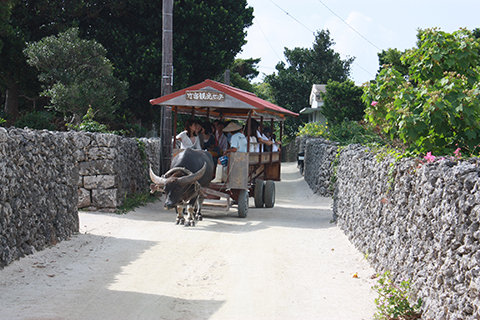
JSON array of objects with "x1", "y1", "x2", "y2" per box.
[{"x1": 237, "y1": 0, "x2": 480, "y2": 85}]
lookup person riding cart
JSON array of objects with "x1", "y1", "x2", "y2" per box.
[{"x1": 212, "y1": 122, "x2": 247, "y2": 183}]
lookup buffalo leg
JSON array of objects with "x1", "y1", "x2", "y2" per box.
[
  {"x1": 195, "y1": 196, "x2": 204, "y2": 221},
  {"x1": 176, "y1": 205, "x2": 185, "y2": 225},
  {"x1": 185, "y1": 198, "x2": 197, "y2": 226}
]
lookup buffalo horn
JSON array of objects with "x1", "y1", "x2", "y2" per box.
[
  {"x1": 177, "y1": 163, "x2": 207, "y2": 186},
  {"x1": 149, "y1": 164, "x2": 167, "y2": 186}
]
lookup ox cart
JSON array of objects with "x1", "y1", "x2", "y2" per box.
[{"x1": 150, "y1": 79, "x2": 298, "y2": 220}]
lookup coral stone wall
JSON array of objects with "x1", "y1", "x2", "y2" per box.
[
  {"x1": 0, "y1": 128, "x2": 79, "y2": 267},
  {"x1": 302, "y1": 139, "x2": 480, "y2": 320},
  {"x1": 1, "y1": 127, "x2": 161, "y2": 267},
  {"x1": 75, "y1": 133, "x2": 161, "y2": 212},
  {"x1": 303, "y1": 137, "x2": 338, "y2": 197}
]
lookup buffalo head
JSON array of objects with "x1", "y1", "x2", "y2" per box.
[{"x1": 149, "y1": 164, "x2": 206, "y2": 210}]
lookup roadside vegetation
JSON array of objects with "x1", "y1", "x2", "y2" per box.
[
  {"x1": 298, "y1": 27, "x2": 480, "y2": 160},
  {"x1": 117, "y1": 191, "x2": 160, "y2": 215}
]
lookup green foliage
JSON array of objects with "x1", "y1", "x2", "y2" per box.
[
  {"x1": 231, "y1": 58, "x2": 260, "y2": 81},
  {"x1": 474, "y1": 28, "x2": 480, "y2": 39},
  {"x1": 5, "y1": 0, "x2": 253, "y2": 128},
  {"x1": 117, "y1": 191, "x2": 160, "y2": 214},
  {"x1": 321, "y1": 79, "x2": 365, "y2": 125},
  {"x1": 372, "y1": 271, "x2": 422, "y2": 320},
  {"x1": 14, "y1": 111, "x2": 55, "y2": 130},
  {"x1": 227, "y1": 58, "x2": 261, "y2": 92},
  {"x1": 253, "y1": 82, "x2": 276, "y2": 103},
  {"x1": 377, "y1": 48, "x2": 410, "y2": 76},
  {"x1": 126, "y1": 123, "x2": 148, "y2": 138},
  {"x1": 363, "y1": 28, "x2": 480, "y2": 156},
  {"x1": 136, "y1": 138, "x2": 147, "y2": 164},
  {"x1": 24, "y1": 28, "x2": 128, "y2": 121},
  {"x1": 0, "y1": 0, "x2": 16, "y2": 52},
  {"x1": 66, "y1": 107, "x2": 108, "y2": 133},
  {"x1": 266, "y1": 29, "x2": 354, "y2": 140},
  {"x1": 0, "y1": 110, "x2": 7, "y2": 126},
  {"x1": 297, "y1": 120, "x2": 387, "y2": 146},
  {"x1": 173, "y1": 1, "x2": 253, "y2": 89}
]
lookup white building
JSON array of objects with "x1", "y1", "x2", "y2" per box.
[{"x1": 299, "y1": 84, "x2": 327, "y2": 124}]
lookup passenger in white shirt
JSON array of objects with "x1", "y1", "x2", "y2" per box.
[
  {"x1": 250, "y1": 118, "x2": 275, "y2": 152},
  {"x1": 262, "y1": 127, "x2": 281, "y2": 152},
  {"x1": 176, "y1": 119, "x2": 201, "y2": 150}
]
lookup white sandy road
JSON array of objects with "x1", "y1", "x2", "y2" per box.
[{"x1": 0, "y1": 163, "x2": 377, "y2": 320}]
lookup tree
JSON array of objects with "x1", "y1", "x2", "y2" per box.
[
  {"x1": 265, "y1": 29, "x2": 354, "y2": 139},
  {"x1": 226, "y1": 58, "x2": 260, "y2": 92},
  {"x1": 0, "y1": 0, "x2": 16, "y2": 53},
  {"x1": 363, "y1": 28, "x2": 480, "y2": 155},
  {"x1": 3, "y1": 0, "x2": 254, "y2": 127},
  {"x1": 24, "y1": 28, "x2": 128, "y2": 122},
  {"x1": 253, "y1": 82, "x2": 276, "y2": 103},
  {"x1": 377, "y1": 48, "x2": 409, "y2": 77},
  {"x1": 472, "y1": 28, "x2": 480, "y2": 39},
  {"x1": 173, "y1": 0, "x2": 253, "y2": 88},
  {"x1": 321, "y1": 80, "x2": 364, "y2": 125},
  {"x1": 79, "y1": 0, "x2": 253, "y2": 124},
  {"x1": 2, "y1": 0, "x2": 92, "y2": 124}
]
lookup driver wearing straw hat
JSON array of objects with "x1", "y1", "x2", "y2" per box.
[{"x1": 211, "y1": 122, "x2": 247, "y2": 183}]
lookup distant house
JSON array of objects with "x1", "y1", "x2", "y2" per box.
[{"x1": 299, "y1": 84, "x2": 327, "y2": 124}]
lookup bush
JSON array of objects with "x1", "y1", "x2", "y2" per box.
[
  {"x1": 372, "y1": 271, "x2": 422, "y2": 320},
  {"x1": 297, "y1": 120, "x2": 387, "y2": 146},
  {"x1": 66, "y1": 107, "x2": 108, "y2": 133},
  {"x1": 14, "y1": 111, "x2": 56, "y2": 131},
  {"x1": 363, "y1": 28, "x2": 480, "y2": 156}
]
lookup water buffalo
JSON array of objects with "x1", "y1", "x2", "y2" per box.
[{"x1": 149, "y1": 148, "x2": 214, "y2": 226}]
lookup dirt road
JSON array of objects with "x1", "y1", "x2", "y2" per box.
[{"x1": 0, "y1": 163, "x2": 377, "y2": 320}]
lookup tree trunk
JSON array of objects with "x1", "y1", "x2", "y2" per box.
[{"x1": 4, "y1": 82, "x2": 19, "y2": 126}]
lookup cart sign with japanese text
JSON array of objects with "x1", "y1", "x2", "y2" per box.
[{"x1": 186, "y1": 90, "x2": 225, "y2": 101}]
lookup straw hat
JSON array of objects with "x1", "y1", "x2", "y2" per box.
[{"x1": 223, "y1": 122, "x2": 243, "y2": 132}]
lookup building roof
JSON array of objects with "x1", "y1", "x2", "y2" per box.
[{"x1": 150, "y1": 79, "x2": 298, "y2": 120}]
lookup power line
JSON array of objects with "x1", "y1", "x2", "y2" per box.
[
  {"x1": 269, "y1": 0, "x2": 315, "y2": 35},
  {"x1": 254, "y1": 17, "x2": 284, "y2": 63},
  {"x1": 316, "y1": 0, "x2": 381, "y2": 51},
  {"x1": 267, "y1": 0, "x2": 376, "y2": 78}
]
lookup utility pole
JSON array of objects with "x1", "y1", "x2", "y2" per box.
[
  {"x1": 160, "y1": 0, "x2": 173, "y2": 174},
  {"x1": 224, "y1": 69, "x2": 230, "y2": 85}
]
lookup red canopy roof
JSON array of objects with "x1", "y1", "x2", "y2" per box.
[{"x1": 150, "y1": 79, "x2": 298, "y2": 120}]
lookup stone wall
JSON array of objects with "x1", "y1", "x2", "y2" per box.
[
  {"x1": 75, "y1": 133, "x2": 161, "y2": 212},
  {"x1": 1, "y1": 127, "x2": 161, "y2": 267},
  {"x1": 301, "y1": 138, "x2": 480, "y2": 319},
  {"x1": 303, "y1": 137, "x2": 338, "y2": 197},
  {"x1": 0, "y1": 128, "x2": 79, "y2": 268}
]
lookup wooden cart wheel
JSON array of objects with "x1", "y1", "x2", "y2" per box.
[
  {"x1": 264, "y1": 180, "x2": 275, "y2": 208},
  {"x1": 254, "y1": 179, "x2": 264, "y2": 208},
  {"x1": 237, "y1": 189, "x2": 249, "y2": 218}
]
